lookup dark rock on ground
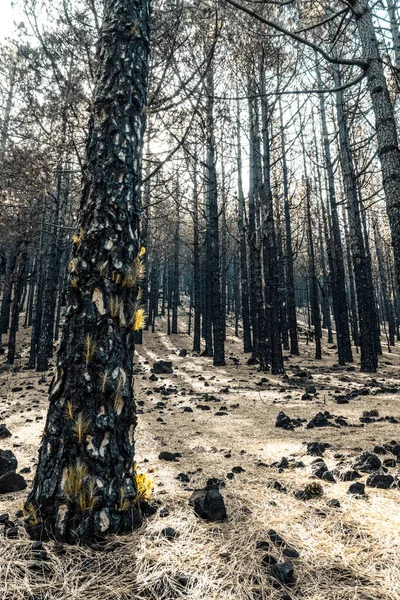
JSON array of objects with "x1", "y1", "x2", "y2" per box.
[
  {"x1": 307, "y1": 442, "x2": 327, "y2": 456},
  {"x1": 153, "y1": 361, "x2": 173, "y2": 375},
  {"x1": 161, "y1": 527, "x2": 179, "y2": 540},
  {"x1": 159, "y1": 451, "x2": 180, "y2": 462},
  {"x1": 366, "y1": 473, "x2": 394, "y2": 489},
  {"x1": 0, "y1": 472, "x2": 27, "y2": 494},
  {"x1": 275, "y1": 411, "x2": 304, "y2": 430},
  {"x1": 338, "y1": 470, "x2": 361, "y2": 482},
  {"x1": 192, "y1": 488, "x2": 227, "y2": 521},
  {"x1": 348, "y1": 482, "x2": 365, "y2": 495},
  {"x1": 353, "y1": 452, "x2": 381, "y2": 473},
  {"x1": 271, "y1": 561, "x2": 295, "y2": 585},
  {"x1": 0, "y1": 449, "x2": 17, "y2": 477},
  {"x1": 326, "y1": 498, "x2": 340, "y2": 508},
  {"x1": 283, "y1": 547, "x2": 300, "y2": 559},
  {"x1": 268, "y1": 530, "x2": 285, "y2": 546},
  {"x1": 179, "y1": 349, "x2": 187, "y2": 357},
  {"x1": 306, "y1": 412, "x2": 335, "y2": 429},
  {"x1": 0, "y1": 425, "x2": 12, "y2": 439}
]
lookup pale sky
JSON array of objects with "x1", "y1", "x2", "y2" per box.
[{"x1": 0, "y1": 1, "x2": 17, "y2": 41}]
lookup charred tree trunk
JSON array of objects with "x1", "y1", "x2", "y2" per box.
[
  {"x1": 333, "y1": 62, "x2": 378, "y2": 371},
  {"x1": 205, "y1": 64, "x2": 225, "y2": 366},
  {"x1": 259, "y1": 80, "x2": 283, "y2": 374},
  {"x1": 7, "y1": 245, "x2": 28, "y2": 365},
  {"x1": 236, "y1": 99, "x2": 252, "y2": 353},
  {"x1": 26, "y1": 0, "x2": 152, "y2": 543},
  {"x1": 352, "y1": 0, "x2": 400, "y2": 293},
  {"x1": 279, "y1": 100, "x2": 298, "y2": 355}
]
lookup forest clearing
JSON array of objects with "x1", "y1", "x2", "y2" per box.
[
  {"x1": 1, "y1": 318, "x2": 400, "y2": 599},
  {"x1": 1, "y1": 0, "x2": 400, "y2": 598}
]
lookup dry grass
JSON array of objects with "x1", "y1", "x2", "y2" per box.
[{"x1": 1, "y1": 316, "x2": 400, "y2": 599}]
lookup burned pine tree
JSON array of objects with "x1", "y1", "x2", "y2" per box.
[{"x1": 25, "y1": 0, "x2": 152, "y2": 543}]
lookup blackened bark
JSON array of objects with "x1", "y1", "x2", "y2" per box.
[
  {"x1": 192, "y1": 148, "x2": 201, "y2": 353},
  {"x1": 305, "y1": 177, "x2": 322, "y2": 360},
  {"x1": 259, "y1": 81, "x2": 283, "y2": 374},
  {"x1": 279, "y1": 100, "x2": 298, "y2": 355},
  {"x1": 26, "y1": 0, "x2": 152, "y2": 543},
  {"x1": 333, "y1": 63, "x2": 378, "y2": 372},
  {"x1": 0, "y1": 245, "x2": 18, "y2": 344},
  {"x1": 316, "y1": 61, "x2": 352, "y2": 364},
  {"x1": 352, "y1": 0, "x2": 400, "y2": 293},
  {"x1": 205, "y1": 64, "x2": 225, "y2": 366},
  {"x1": 7, "y1": 245, "x2": 28, "y2": 364},
  {"x1": 236, "y1": 100, "x2": 252, "y2": 354}
]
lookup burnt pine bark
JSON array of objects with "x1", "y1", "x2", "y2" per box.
[
  {"x1": 279, "y1": 99, "x2": 298, "y2": 355},
  {"x1": 192, "y1": 146, "x2": 202, "y2": 353},
  {"x1": 205, "y1": 63, "x2": 225, "y2": 366},
  {"x1": 7, "y1": 245, "x2": 28, "y2": 364},
  {"x1": 351, "y1": 0, "x2": 400, "y2": 293},
  {"x1": 248, "y1": 83, "x2": 267, "y2": 368},
  {"x1": 259, "y1": 79, "x2": 284, "y2": 374},
  {"x1": 333, "y1": 63, "x2": 378, "y2": 372},
  {"x1": 236, "y1": 99, "x2": 252, "y2": 353},
  {"x1": 25, "y1": 0, "x2": 152, "y2": 543},
  {"x1": 315, "y1": 62, "x2": 353, "y2": 364}
]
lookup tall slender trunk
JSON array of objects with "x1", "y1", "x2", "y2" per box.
[
  {"x1": 352, "y1": 0, "x2": 400, "y2": 293},
  {"x1": 7, "y1": 245, "x2": 28, "y2": 364},
  {"x1": 279, "y1": 100, "x2": 298, "y2": 355},
  {"x1": 315, "y1": 62, "x2": 352, "y2": 363},
  {"x1": 333, "y1": 62, "x2": 378, "y2": 371},
  {"x1": 259, "y1": 73, "x2": 283, "y2": 374},
  {"x1": 236, "y1": 99, "x2": 252, "y2": 353},
  {"x1": 205, "y1": 63, "x2": 225, "y2": 366}
]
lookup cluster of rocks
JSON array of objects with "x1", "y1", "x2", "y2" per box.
[{"x1": 0, "y1": 448, "x2": 27, "y2": 495}]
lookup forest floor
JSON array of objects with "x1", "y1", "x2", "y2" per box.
[{"x1": 1, "y1": 318, "x2": 400, "y2": 600}]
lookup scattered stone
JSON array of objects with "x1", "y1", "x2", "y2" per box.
[
  {"x1": 149, "y1": 374, "x2": 158, "y2": 382},
  {"x1": 326, "y1": 498, "x2": 340, "y2": 508},
  {"x1": 179, "y1": 349, "x2": 187, "y2": 357},
  {"x1": 268, "y1": 530, "x2": 285, "y2": 546},
  {"x1": 232, "y1": 466, "x2": 245, "y2": 474},
  {"x1": 5, "y1": 527, "x2": 19, "y2": 539},
  {"x1": 336, "y1": 396, "x2": 349, "y2": 405},
  {"x1": 363, "y1": 409, "x2": 379, "y2": 418},
  {"x1": 306, "y1": 412, "x2": 335, "y2": 429},
  {"x1": 0, "y1": 472, "x2": 27, "y2": 494},
  {"x1": 353, "y1": 452, "x2": 381, "y2": 473},
  {"x1": 283, "y1": 547, "x2": 300, "y2": 559},
  {"x1": 338, "y1": 470, "x2": 361, "y2": 482},
  {"x1": 0, "y1": 425, "x2": 12, "y2": 439},
  {"x1": 271, "y1": 561, "x2": 295, "y2": 585},
  {"x1": 161, "y1": 527, "x2": 178, "y2": 540},
  {"x1": 348, "y1": 482, "x2": 365, "y2": 495},
  {"x1": 159, "y1": 508, "x2": 170, "y2": 518},
  {"x1": 256, "y1": 540, "x2": 271, "y2": 551},
  {"x1": 158, "y1": 451, "x2": 180, "y2": 462},
  {"x1": 176, "y1": 473, "x2": 190, "y2": 483},
  {"x1": 366, "y1": 473, "x2": 394, "y2": 489},
  {"x1": 192, "y1": 488, "x2": 227, "y2": 522},
  {"x1": 275, "y1": 411, "x2": 304, "y2": 430},
  {"x1": 305, "y1": 384, "x2": 316, "y2": 394},
  {"x1": 153, "y1": 361, "x2": 173, "y2": 375},
  {"x1": 307, "y1": 442, "x2": 327, "y2": 456},
  {"x1": 0, "y1": 449, "x2": 17, "y2": 477}
]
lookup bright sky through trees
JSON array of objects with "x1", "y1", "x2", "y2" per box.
[{"x1": 0, "y1": 1, "x2": 16, "y2": 40}]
